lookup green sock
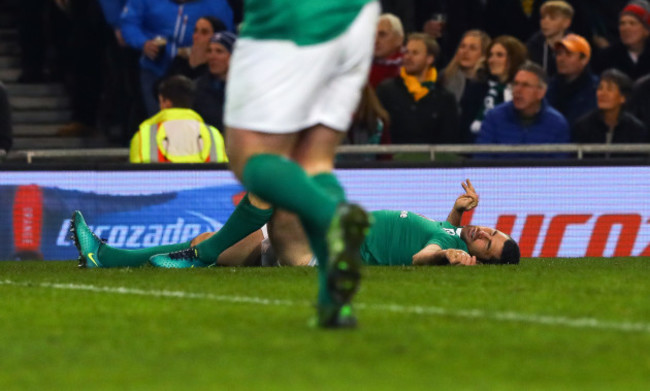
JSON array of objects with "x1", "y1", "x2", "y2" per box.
[
  {"x1": 243, "y1": 155, "x2": 343, "y2": 307},
  {"x1": 311, "y1": 172, "x2": 347, "y2": 306},
  {"x1": 312, "y1": 172, "x2": 346, "y2": 204},
  {"x1": 97, "y1": 240, "x2": 192, "y2": 268},
  {"x1": 196, "y1": 193, "x2": 273, "y2": 263},
  {"x1": 242, "y1": 154, "x2": 338, "y2": 235}
]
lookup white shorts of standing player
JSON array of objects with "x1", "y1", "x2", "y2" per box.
[{"x1": 225, "y1": 1, "x2": 380, "y2": 134}]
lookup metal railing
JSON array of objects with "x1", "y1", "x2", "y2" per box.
[{"x1": 3, "y1": 144, "x2": 650, "y2": 163}]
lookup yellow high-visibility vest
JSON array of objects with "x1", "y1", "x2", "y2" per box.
[{"x1": 130, "y1": 108, "x2": 228, "y2": 163}]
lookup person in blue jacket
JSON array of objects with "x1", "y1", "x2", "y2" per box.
[
  {"x1": 476, "y1": 62, "x2": 570, "y2": 159},
  {"x1": 120, "y1": 0, "x2": 234, "y2": 116}
]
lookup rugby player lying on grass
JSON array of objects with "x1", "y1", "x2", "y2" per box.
[{"x1": 70, "y1": 179, "x2": 520, "y2": 268}]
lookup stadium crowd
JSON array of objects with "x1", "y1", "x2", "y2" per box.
[{"x1": 7, "y1": 0, "x2": 650, "y2": 160}]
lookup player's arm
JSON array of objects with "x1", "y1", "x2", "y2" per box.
[
  {"x1": 447, "y1": 179, "x2": 479, "y2": 226},
  {"x1": 412, "y1": 244, "x2": 477, "y2": 266}
]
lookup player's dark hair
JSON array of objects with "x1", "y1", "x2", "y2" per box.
[
  {"x1": 158, "y1": 75, "x2": 195, "y2": 108},
  {"x1": 497, "y1": 238, "x2": 521, "y2": 265}
]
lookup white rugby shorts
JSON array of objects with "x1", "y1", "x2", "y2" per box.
[{"x1": 224, "y1": 1, "x2": 380, "y2": 133}]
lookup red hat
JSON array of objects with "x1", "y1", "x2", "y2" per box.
[{"x1": 621, "y1": 0, "x2": 650, "y2": 30}]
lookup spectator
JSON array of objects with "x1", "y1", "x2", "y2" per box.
[
  {"x1": 546, "y1": 34, "x2": 598, "y2": 127},
  {"x1": 193, "y1": 32, "x2": 237, "y2": 134},
  {"x1": 121, "y1": 0, "x2": 234, "y2": 116},
  {"x1": 441, "y1": 30, "x2": 491, "y2": 103},
  {"x1": 526, "y1": 1, "x2": 574, "y2": 77},
  {"x1": 347, "y1": 84, "x2": 390, "y2": 145},
  {"x1": 0, "y1": 82, "x2": 12, "y2": 154},
  {"x1": 166, "y1": 16, "x2": 226, "y2": 80},
  {"x1": 594, "y1": 0, "x2": 650, "y2": 80},
  {"x1": 484, "y1": 0, "x2": 545, "y2": 43},
  {"x1": 468, "y1": 35, "x2": 528, "y2": 142},
  {"x1": 97, "y1": 0, "x2": 144, "y2": 145},
  {"x1": 17, "y1": 0, "x2": 47, "y2": 83},
  {"x1": 415, "y1": 0, "x2": 487, "y2": 67},
  {"x1": 369, "y1": 13, "x2": 404, "y2": 89},
  {"x1": 573, "y1": 69, "x2": 648, "y2": 157},
  {"x1": 129, "y1": 75, "x2": 227, "y2": 163},
  {"x1": 379, "y1": 0, "x2": 416, "y2": 33},
  {"x1": 629, "y1": 73, "x2": 650, "y2": 134},
  {"x1": 376, "y1": 33, "x2": 459, "y2": 144},
  {"x1": 476, "y1": 62, "x2": 570, "y2": 159},
  {"x1": 581, "y1": 0, "x2": 629, "y2": 49},
  {"x1": 56, "y1": 0, "x2": 109, "y2": 137}
]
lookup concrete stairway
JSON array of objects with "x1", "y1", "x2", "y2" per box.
[{"x1": 1, "y1": 1, "x2": 110, "y2": 151}]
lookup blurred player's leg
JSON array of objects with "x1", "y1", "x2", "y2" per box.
[{"x1": 70, "y1": 210, "x2": 192, "y2": 268}]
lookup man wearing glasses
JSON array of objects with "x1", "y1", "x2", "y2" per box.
[{"x1": 476, "y1": 61, "x2": 570, "y2": 159}]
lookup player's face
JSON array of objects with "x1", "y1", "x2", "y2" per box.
[
  {"x1": 555, "y1": 46, "x2": 587, "y2": 78},
  {"x1": 597, "y1": 80, "x2": 626, "y2": 111},
  {"x1": 207, "y1": 42, "x2": 230, "y2": 77},
  {"x1": 403, "y1": 39, "x2": 433, "y2": 76},
  {"x1": 193, "y1": 18, "x2": 215, "y2": 46},
  {"x1": 456, "y1": 35, "x2": 483, "y2": 70},
  {"x1": 461, "y1": 225, "x2": 510, "y2": 263},
  {"x1": 375, "y1": 19, "x2": 402, "y2": 58},
  {"x1": 619, "y1": 14, "x2": 650, "y2": 48},
  {"x1": 487, "y1": 43, "x2": 508, "y2": 80}
]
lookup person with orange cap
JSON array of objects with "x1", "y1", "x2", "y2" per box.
[{"x1": 546, "y1": 33, "x2": 599, "y2": 127}]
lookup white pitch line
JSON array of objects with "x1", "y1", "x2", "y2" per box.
[{"x1": 2, "y1": 279, "x2": 650, "y2": 334}]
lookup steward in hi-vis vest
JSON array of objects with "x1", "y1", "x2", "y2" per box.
[
  {"x1": 129, "y1": 75, "x2": 228, "y2": 163},
  {"x1": 130, "y1": 107, "x2": 227, "y2": 163}
]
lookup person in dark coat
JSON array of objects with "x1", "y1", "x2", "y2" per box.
[
  {"x1": 414, "y1": 0, "x2": 486, "y2": 68},
  {"x1": 193, "y1": 32, "x2": 236, "y2": 134},
  {"x1": 573, "y1": 69, "x2": 648, "y2": 157},
  {"x1": 484, "y1": 0, "x2": 544, "y2": 43},
  {"x1": 165, "y1": 16, "x2": 226, "y2": 81},
  {"x1": 526, "y1": 1, "x2": 574, "y2": 77},
  {"x1": 593, "y1": 0, "x2": 650, "y2": 81},
  {"x1": 628, "y1": 73, "x2": 650, "y2": 136},
  {"x1": 376, "y1": 33, "x2": 459, "y2": 144},
  {"x1": 546, "y1": 34, "x2": 599, "y2": 127},
  {"x1": 0, "y1": 82, "x2": 12, "y2": 154}
]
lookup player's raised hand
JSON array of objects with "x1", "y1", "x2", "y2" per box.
[
  {"x1": 453, "y1": 179, "x2": 479, "y2": 212},
  {"x1": 445, "y1": 249, "x2": 477, "y2": 266}
]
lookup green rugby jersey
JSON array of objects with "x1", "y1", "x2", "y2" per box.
[
  {"x1": 240, "y1": 0, "x2": 375, "y2": 45},
  {"x1": 361, "y1": 210, "x2": 469, "y2": 266}
]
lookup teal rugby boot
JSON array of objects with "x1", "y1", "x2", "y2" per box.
[
  {"x1": 70, "y1": 210, "x2": 104, "y2": 268},
  {"x1": 149, "y1": 247, "x2": 211, "y2": 268}
]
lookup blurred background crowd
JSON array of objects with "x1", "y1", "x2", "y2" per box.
[{"x1": 1, "y1": 0, "x2": 650, "y2": 161}]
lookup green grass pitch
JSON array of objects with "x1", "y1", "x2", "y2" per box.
[{"x1": 1, "y1": 258, "x2": 650, "y2": 390}]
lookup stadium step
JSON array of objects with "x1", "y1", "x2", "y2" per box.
[
  {"x1": 0, "y1": 56, "x2": 20, "y2": 69},
  {"x1": 5, "y1": 83, "x2": 66, "y2": 97},
  {"x1": 0, "y1": 14, "x2": 16, "y2": 28},
  {"x1": 0, "y1": 68, "x2": 20, "y2": 82},
  {"x1": 0, "y1": 41, "x2": 20, "y2": 56},
  {"x1": 0, "y1": 29, "x2": 17, "y2": 40},
  {"x1": 13, "y1": 109, "x2": 72, "y2": 124},
  {"x1": 12, "y1": 136, "x2": 112, "y2": 150},
  {"x1": 11, "y1": 96, "x2": 70, "y2": 110},
  {"x1": 13, "y1": 124, "x2": 62, "y2": 137}
]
